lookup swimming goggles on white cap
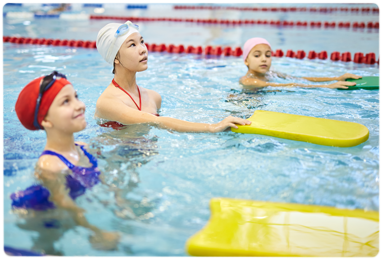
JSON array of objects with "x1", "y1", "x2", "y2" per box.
[{"x1": 114, "y1": 21, "x2": 139, "y2": 38}]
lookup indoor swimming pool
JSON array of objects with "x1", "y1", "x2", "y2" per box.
[{"x1": 3, "y1": 3, "x2": 379, "y2": 256}]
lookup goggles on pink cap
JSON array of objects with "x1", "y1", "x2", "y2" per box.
[{"x1": 242, "y1": 37, "x2": 272, "y2": 62}]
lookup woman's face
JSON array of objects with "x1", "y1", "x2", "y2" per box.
[
  {"x1": 115, "y1": 32, "x2": 148, "y2": 72},
  {"x1": 245, "y1": 44, "x2": 272, "y2": 75},
  {"x1": 43, "y1": 84, "x2": 87, "y2": 133}
]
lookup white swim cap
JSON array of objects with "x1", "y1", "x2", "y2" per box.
[{"x1": 96, "y1": 21, "x2": 140, "y2": 65}]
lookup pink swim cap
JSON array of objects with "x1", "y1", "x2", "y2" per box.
[{"x1": 242, "y1": 37, "x2": 272, "y2": 61}]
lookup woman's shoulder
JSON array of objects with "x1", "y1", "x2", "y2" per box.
[
  {"x1": 98, "y1": 83, "x2": 118, "y2": 99},
  {"x1": 96, "y1": 84, "x2": 120, "y2": 110},
  {"x1": 140, "y1": 87, "x2": 161, "y2": 104},
  {"x1": 145, "y1": 88, "x2": 161, "y2": 98}
]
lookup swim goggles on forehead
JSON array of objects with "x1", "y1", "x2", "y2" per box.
[
  {"x1": 33, "y1": 71, "x2": 67, "y2": 130},
  {"x1": 114, "y1": 21, "x2": 139, "y2": 38}
]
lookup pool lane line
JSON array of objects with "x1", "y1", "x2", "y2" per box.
[
  {"x1": 3, "y1": 36, "x2": 379, "y2": 65},
  {"x1": 3, "y1": 12, "x2": 380, "y2": 30},
  {"x1": 173, "y1": 5, "x2": 379, "y2": 14}
]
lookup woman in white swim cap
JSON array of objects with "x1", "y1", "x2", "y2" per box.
[{"x1": 95, "y1": 20, "x2": 251, "y2": 132}]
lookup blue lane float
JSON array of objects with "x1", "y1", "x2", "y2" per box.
[
  {"x1": 83, "y1": 4, "x2": 103, "y2": 8},
  {"x1": 127, "y1": 4, "x2": 148, "y2": 9},
  {"x1": 4, "y1": 3, "x2": 22, "y2": 6}
]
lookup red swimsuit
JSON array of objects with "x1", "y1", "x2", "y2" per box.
[{"x1": 100, "y1": 79, "x2": 159, "y2": 130}]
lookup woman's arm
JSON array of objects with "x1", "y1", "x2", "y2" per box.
[
  {"x1": 240, "y1": 76, "x2": 356, "y2": 89},
  {"x1": 96, "y1": 97, "x2": 251, "y2": 132},
  {"x1": 302, "y1": 73, "x2": 362, "y2": 82}
]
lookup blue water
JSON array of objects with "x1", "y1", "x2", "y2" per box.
[{"x1": 3, "y1": 3, "x2": 380, "y2": 256}]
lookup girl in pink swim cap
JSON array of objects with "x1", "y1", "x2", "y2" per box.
[{"x1": 240, "y1": 37, "x2": 361, "y2": 89}]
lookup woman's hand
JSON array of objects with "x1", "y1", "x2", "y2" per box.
[
  {"x1": 336, "y1": 73, "x2": 362, "y2": 81},
  {"x1": 325, "y1": 81, "x2": 356, "y2": 89},
  {"x1": 210, "y1": 116, "x2": 251, "y2": 133},
  {"x1": 89, "y1": 230, "x2": 121, "y2": 251}
]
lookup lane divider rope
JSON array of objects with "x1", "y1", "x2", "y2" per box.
[
  {"x1": 89, "y1": 15, "x2": 380, "y2": 29},
  {"x1": 4, "y1": 4, "x2": 377, "y2": 13},
  {"x1": 3, "y1": 12, "x2": 380, "y2": 30},
  {"x1": 173, "y1": 5, "x2": 379, "y2": 14},
  {"x1": 3, "y1": 36, "x2": 379, "y2": 65}
]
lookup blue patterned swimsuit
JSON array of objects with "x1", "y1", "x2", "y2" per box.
[{"x1": 11, "y1": 144, "x2": 100, "y2": 210}]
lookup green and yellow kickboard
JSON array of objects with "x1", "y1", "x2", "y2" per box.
[
  {"x1": 186, "y1": 198, "x2": 379, "y2": 257},
  {"x1": 343, "y1": 76, "x2": 379, "y2": 90},
  {"x1": 231, "y1": 110, "x2": 369, "y2": 147}
]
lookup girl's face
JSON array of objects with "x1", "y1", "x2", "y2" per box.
[
  {"x1": 43, "y1": 84, "x2": 86, "y2": 133},
  {"x1": 115, "y1": 32, "x2": 148, "y2": 72},
  {"x1": 245, "y1": 44, "x2": 272, "y2": 75}
]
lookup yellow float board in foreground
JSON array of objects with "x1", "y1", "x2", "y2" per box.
[
  {"x1": 186, "y1": 198, "x2": 379, "y2": 257},
  {"x1": 231, "y1": 110, "x2": 369, "y2": 147}
]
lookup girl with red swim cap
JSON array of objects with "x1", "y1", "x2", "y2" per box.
[
  {"x1": 95, "y1": 21, "x2": 251, "y2": 132},
  {"x1": 240, "y1": 37, "x2": 361, "y2": 89},
  {"x1": 14, "y1": 71, "x2": 119, "y2": 251}
]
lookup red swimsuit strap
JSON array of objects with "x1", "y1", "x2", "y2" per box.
[{"x1": 112, "y1": 79, "x2": 141, "y2": 111}]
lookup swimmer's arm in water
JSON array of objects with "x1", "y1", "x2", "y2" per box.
[
  {"x1": 96, "y1": 96, "x2": 251, "y2": 133},
  {"x1": 302, "y1": 73, "x2": 362, "y2": 82},
  {"x1": 35, "y1": 162, "x2": 99, "y2": 229},
  {"x1": 240, "y1": 76, "x2": 356, "y2": 89},
  {"x1": 36, "y1": 158, "x2": 120, "y2": 250},
  {"x1": 272, "y1": 71, "x2": 288, "y2": 79}
]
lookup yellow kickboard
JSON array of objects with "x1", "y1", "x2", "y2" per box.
[
  {"x1": 186, "y1": 198, "x2": 379, "y2": 257},
  {"x1": 231, "y1": 110, "x2": 369, "y2": 147}
]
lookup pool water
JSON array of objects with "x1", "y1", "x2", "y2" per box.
[{"x1": 3, "y1": 3, "x2": 380, "y2": 256}]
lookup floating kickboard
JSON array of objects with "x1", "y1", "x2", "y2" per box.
[
  {"x1": 231, "y1": 110, "x2": 369, "y2": 147},
  {"x1": 343, "y1": 76, "x2": 379, "y2": 90},
  {"x1": 186, "y1": 198, "x2": 379, "y2": 257}
]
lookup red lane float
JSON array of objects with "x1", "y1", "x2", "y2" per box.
[
  {"x1": 364, "y1": 53, "x2": 376, "y2": 64},
  {"x1": 318, "y1": 51, "x2": 328, "y2": 60},
  {"x1": 353, "y1": 52, "x2": 364, "y2": 63},
  {"x1": 295, "y1": 50, "x2": 306, "y2": 59},
  {"x1": 286, "y1": 50, "x2": 295, "y2": 58},
  {"x1": 341, "y1": 52, "x2": 352, "y2": 62},
  {"x1": 3, "y1": 36, "x2": 378, "y2": 64},
  {"x1": 308, "y1": 51, "x2": 317, "y2": 59}
]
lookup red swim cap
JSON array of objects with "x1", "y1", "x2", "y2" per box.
[{"x1": 15, "y1": 75, "x2": 71, "y2": 130}]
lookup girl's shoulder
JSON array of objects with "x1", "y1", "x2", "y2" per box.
[
  {"x1": 75, "y1": 141, "x2": 88, "y2": 147},
  {"x1": 240, "y1": 75, "x2": 264, "y2": 84},
  {"x1": 37, "y1": 144, "x2": 89, "y2": 173},
  {"x1": 37, "y1": 154, "x2": 67, "y2": 173}
]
